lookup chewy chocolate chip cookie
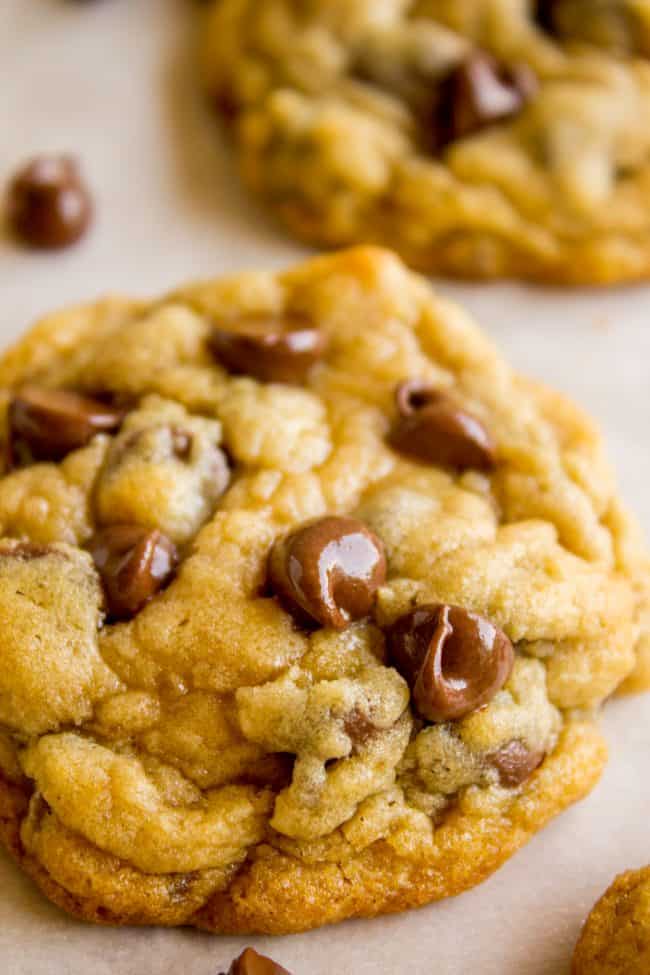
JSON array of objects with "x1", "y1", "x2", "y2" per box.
[
  {"x1": 0, "y1": 248, "x2": 648, "y2": 933},
  {"x1": 573, "y1": 866, "x2": 650, "y2": 974},
  {"x1": 203, "y1": 0, "x2": 650, "y2": 283}
]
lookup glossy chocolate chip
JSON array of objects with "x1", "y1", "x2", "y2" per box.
[
  {"x1": 7, "y1": 386, "x2": 124, "y2": 466},
  {"x1": 490, "y1": 740, "x2": 545, "y2": 787},
  {"x1": 221, "y1": 948, "x2": 292, "y2": 975},
  {"x1": 88, "y1": 525, "x2": 178, "y2": 620},
  {"x1": 390, "y1": 381, "x2": 496, "y2": 471},
  {"x1": 7, "y1": 156, "x2": 92, "y2": 250},
  {"x1": 210, "y1": 315, "x2": 327, "y2": 383},
  {"x1": 386, "y1": 604, "x2": 514, "y2": 722},
  {"x1": 436, "y1": 53, "x2": 537, "y2": 148},
  {"x1": 268, "y1": 516, "x2": 387, "y2": 629}
]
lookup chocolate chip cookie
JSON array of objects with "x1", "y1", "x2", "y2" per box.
[
  {"x1": 573, "y1": 867, "x2": 650, "y2": 974},
  {"x1": 203, "y1": 1, "x2": 650, "y2": 283},
  {"x1": 0, "y1": 247, "x2": 648, "y2": 933}
]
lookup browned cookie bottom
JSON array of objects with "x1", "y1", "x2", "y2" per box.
[{"x1": 1, "y1": 723, "x2": 605, "y2": 934}]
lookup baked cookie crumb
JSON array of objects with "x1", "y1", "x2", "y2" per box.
[{"x1": 573, "y1": 866, "x2": 650, "y2": 975}]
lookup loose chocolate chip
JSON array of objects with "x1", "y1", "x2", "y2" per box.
[
  {"x1": 435, "y1": 53, "x2": 537, "y2": 148},
  {"x1": 221, "y1": 948, "x2": 292, "y2": 975},
  {"x1": 386, "y1": 604, "x2": 514, "y2": 722},
  {"x1": 210, "y1": 315, "x2": 327, "y2": 383},
  {"x1": 490, "y1": 740, "x2": 545, "y2": 787},
  {"x1": 390, "y1": 380, "x2": 496, "y2": 471},
  {"x1": 7, "y1": 156, "x2": 92, "y2": 250},
  {"x1": 268, "y1": 516, "x2": 387, "y2": 629},
  {"x1": 88, "y1": 525, "x2": 178, "y2": 620},
  {"x1": 7, "y1": 386, "x2": 124, "y2": 466}
]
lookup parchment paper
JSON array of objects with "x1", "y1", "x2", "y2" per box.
[{"x1": 1, "y1": 3, "x2": 649, "y2": 972}]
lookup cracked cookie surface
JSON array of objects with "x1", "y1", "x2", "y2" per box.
[
  {"x1": 573, "y1": 866, "x2": 650, "y2": 975},
  {"x1": 0, "y1": 247, "x2": 647, "y2": 933},
  {"x1": 203, "y1": 0, "x2": 650, "y2": 283}
]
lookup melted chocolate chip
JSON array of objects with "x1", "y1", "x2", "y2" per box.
[
  {"x1": 210, "y1": 315, "x2": 327, "y2": 383},
  {"x1": 221, "y1": 948, "x2": 292, "y2": 975},
  {"x1": 268, "y1": 516, "x2": 387, "y2": 629},
  {"x1": 344, "y1": 708, "x2": 377, "y2": 749},
  {"x1": 490, "y1": 740, "x2": 545, "y2": 787},
  {"x1": 436, "y1": 53, "x2": 537, "y2": 148},
  {"x1": 88, "y1": 525, "x2": 178, "y2": 620},
  {"x1": 7, "y1": 156, "x2": 92, "y2": 250},
  {"x1": 386, "y1": 604, "x2": 514, "y2": 722},
  {"x1": 390, "y1": 381, "x2": 496, "y2": 471},
  {"x1": 7, "y1": 386, "x2": 124, "y2": 466}
]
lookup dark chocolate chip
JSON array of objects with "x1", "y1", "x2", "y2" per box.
[
  {"x1": 221, "y1": 948, "x2": 292, "y2": 975},
  {"x1": 535, "y1": 0, "x2": 559, "y2": 33},
  {"x1": 212, "y1": 87, "x2": 242, "y2": 122},
  {"x1": 436, "y1": 53, "x2": 537, "y2": 148},
  {"x1": 386, "y1": 604, "x2": 514, "y2": 722},
  {"x1": 7, "y1": 386, "x2": 124, "y2": 467},
  {"x1": 7, "y1": 156, "x2": 92, "y2": 250},
  {"x1": 88, "y1": 525, "x2": 178, "y2": 620},
  {"x1": 268, "y1": 516, "x2": 387, "y2": 629},
  {"x1": 210, "y1": 315, "x2": 327, "y2": 383},
  {"x1": 489, "y1": 740, "x2": 545, "y2": 787},
  {"x1": 170, "y1": 428, "x2": 193, "y2": 460},
  {"x1": 343, "y1": 708, "x2": 377, "y2": 749},
  {"x1": 390, "y1": 380, "x2": 496, "y2": 471}
]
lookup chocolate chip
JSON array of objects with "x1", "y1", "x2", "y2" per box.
[
  {"x1": 7, "y1": 386, "x2": 124, "y2": 466},
  {"x1": 390, "y1": 381, "x2": 496, "y2": 471},
  {"x1": 88, "y1": 525, "x2": 178, "y2": 620},
  {"x1": 435, "y1": 53, "x2": 537, "y2": 148},
  {"x1": 210, "y1": 315, "x2": 327, "y2": 383},
  {"x1": 170, "y1": 428, "x2": 193, "y2": 460},
  {"x1": 268, "y1": 516, "x2": 387, "y2": 629},
  {"x1": 221, "y1": 948, "x2": 292, "y2": 975},
  {"x1": 386, "y1": 604, "x2": 514, "y2": 722},
  {"x1": 489, "y1": 740, "x2": 545, "y2": 787},
  {"x1": 535, "y1": 0, "x2": 558, "y2": 33},
  {"x1": 344, "y1": 708, "x2": 377, "y2": 749},
  {"x1": 212, "y1": 87, "x2": 241, "y2": 123},
  {"x1": 7, "y1": 156, "x2": 92, "y2": 250}
]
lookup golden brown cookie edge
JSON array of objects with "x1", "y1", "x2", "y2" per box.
[{"x1": 0, "y1": 722, "x2": 606, "y2": 933}]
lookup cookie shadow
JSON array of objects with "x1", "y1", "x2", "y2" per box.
[{"x1": 160, "y1": 11, "x2": 305, "y2": 263}]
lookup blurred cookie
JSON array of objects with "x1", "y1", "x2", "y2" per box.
[{"x1": 203, "y1": 0, "x2": 650, "y2": 283}]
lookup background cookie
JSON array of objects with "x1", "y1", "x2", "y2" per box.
[
  {"x1": 0, "y1": 248, "x2": 647, "y2": 933},
  {"x1": 572, "y1": 866, "x2": 650, "y2": 974},
  {"x1": 203, "y1": 0, "x2": 650, "y2": 284}
]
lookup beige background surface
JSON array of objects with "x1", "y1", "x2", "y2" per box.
[{"x1": 1, "y1": 2, "x2": 649, "y2": 973}]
